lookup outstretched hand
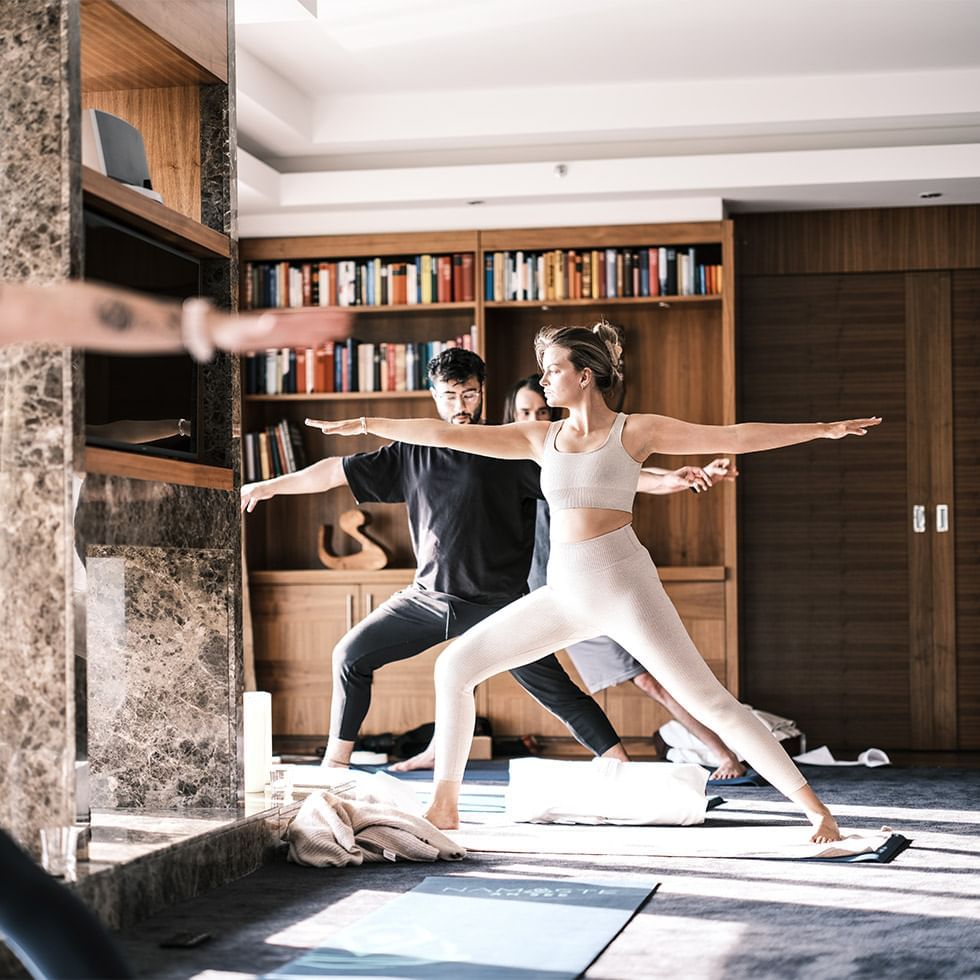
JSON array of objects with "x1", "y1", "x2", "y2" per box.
[
  {"x1": 305, "y1": 417, "x2": 363, "y2": 436},
  {"x1": 240, "y1": 482, "x2": 274, "y2": 513},
  {"x1": 824, "y1": 417, "x2": 882, "y2": 439},
  {"x1": 210, "y1": 307, "x2": 352, "y2": 354},
  {"x1": 669, "y1": 457, "x2": 739, "y2": 494}
]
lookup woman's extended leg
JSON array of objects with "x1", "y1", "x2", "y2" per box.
[
  {"x1": 598, "y1": 547, "x2": 840, "y2": 841},
  {"x1": 425, "y1": 587, "x2": 597, "y2": 828}
]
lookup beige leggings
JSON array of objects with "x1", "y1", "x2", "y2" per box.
[{"x1": 433, "y1": 524, "x2": 808, "y2": 798}]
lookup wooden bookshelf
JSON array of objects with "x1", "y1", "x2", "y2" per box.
[{"x1": 241, "y1": 221, "x2": 738, "y2": 744}]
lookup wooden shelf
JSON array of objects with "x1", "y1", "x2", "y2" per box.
[
  {"x1": 85, "y1": 446, "x2": 233, "y2": 489},
  {"x1": 241, "y1": 231, "x2": 479, "y2": 262},
  {"x1": 484, "y1": 295, "x2": 721, "y2": 309},
  {"x1": 82, "y1": 167, "x2": 230, "y2": 258},
  {"x1": 247, "y1": 302, "x2": 475, "y2": 315},
  {"x1": 480, "y1": 222, "x2": 727, "y2": 251},
  {"x1": 246, "y1": 391, "x2": 432, "y2": 403}
]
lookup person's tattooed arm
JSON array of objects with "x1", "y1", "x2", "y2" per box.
[{"x1": 0, "y1": 279, "x2": 351, "y2": 356}]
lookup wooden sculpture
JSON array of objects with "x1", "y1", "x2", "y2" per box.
[{"x1": 317, "y1": 508, "x2": 389, "y2": 570}]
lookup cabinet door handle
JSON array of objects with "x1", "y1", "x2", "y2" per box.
[
  {"x1": 346, "y1": 594, "x2": 354, "y2": 631},
  {"x1": 364, "y1": 593, "x2": 374, "y2": 617},
  {"x1": 936, "y1": 504, "x2": 949, "y2": 533},
  {"x1": 913, "y1": 505, "x2": 926, "y2": 533}
]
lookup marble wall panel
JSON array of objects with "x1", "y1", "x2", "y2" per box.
[
  {"x1": 87, "y1": 546, "x2": 237, "y2": 809},
  {"x1": 0, "y1": 0, "x2": 79, "y2": 852}
]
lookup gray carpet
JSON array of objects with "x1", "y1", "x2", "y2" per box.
[{"x1": 117, "y1": 767, "x2": 980, "y2": 979}]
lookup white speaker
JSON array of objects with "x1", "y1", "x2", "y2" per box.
[{"x1": 81, "y1": 108, "x2": 163, "y2": 203}]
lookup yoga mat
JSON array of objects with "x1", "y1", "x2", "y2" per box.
[
  {"x1": 706, "y1": 767, "x2": 768, "y2": 788},
  {"x1": 447, "y1": 822, "x2": 911, "y2": 863},
  {"x1": 265, "y1": 875, "x2": 658, "y2": 979},
  {"x1": 358, "y1": 761, "x2": 511, "y2": 784}
]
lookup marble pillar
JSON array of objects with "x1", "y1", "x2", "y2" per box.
[
  {"x1": 0, "y1": 0, "x2": 80, "y2": 851},
  {"x1": 87, "y1": 546, "x2": 237, "y2": 808}
]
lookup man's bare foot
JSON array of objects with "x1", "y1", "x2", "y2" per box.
[
  {"x1": 423, "y1": 803, "x2": 459, "y2": 830},
  {"x1": 708, "y1": 755, "x2": 746, "y2": 780},
  {"x1": 808, "y1": 810, "x2": 842, "y2": 844},
  {"x1": 389, "y1": 750, "x2": 435, "y2": 773}
]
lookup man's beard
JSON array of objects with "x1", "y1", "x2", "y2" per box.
[{"x1": 449, "y1": 403, "x2": 483, "y2": 425}]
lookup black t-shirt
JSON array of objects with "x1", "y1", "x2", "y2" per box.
[{"x1": 342, "y1": 442, "x2": 542, "y2": 604}]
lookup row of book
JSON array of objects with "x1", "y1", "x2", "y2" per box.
[
  {"x1": 243, "y1": 420, "x2": 308, "y2": 483},
  {"x1": 244, "y1": 254, "x2": 476, "y2": 309},
  {"x1": 484, "y1": 246, "x2": 722, "y2": 301},
  {"x1": 244, "y1": 331, "x2": 476, "y2": 396}
]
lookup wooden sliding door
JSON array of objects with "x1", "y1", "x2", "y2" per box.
[
  {"x1": 738, "y1": 273, "x2": 911, "y2": 749},
  {"x1": 739, "y1": 267, "x2": 970, "y2": 751}
]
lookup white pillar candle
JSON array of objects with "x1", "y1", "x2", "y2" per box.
[{"x1": 243, "y1": 691, "x2": 272, "y2": 793}]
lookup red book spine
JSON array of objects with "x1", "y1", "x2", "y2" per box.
[
  {"x1": 437, "y1": 256, "x2": 452, "y2": 302},
  {"x1": 461, "y1": 254, "x2": 474, "y2": 301}
]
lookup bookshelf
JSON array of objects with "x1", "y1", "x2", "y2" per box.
[{"x1": 240, "y1": 221, "x2": 737, "y2": 751}]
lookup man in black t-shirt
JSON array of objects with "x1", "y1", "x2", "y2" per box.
[{"x1": 242, "y1": 348, "x2": 626, "y2": 769}]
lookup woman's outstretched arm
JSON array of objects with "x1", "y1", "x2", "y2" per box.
[
  {"x1": 305, "y1": 416, "x2": 547, "y2": 461},
  {"x1": 628, "y1": 414, "x2": 881, "y2": 458}
]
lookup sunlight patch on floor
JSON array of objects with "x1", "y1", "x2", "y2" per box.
[{"x1": 263, "y1": 889, "x2": 398, "y2": 949}]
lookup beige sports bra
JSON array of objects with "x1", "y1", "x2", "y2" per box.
[{"x1": 540, "y1": 412, "x2": 641, "y2": 513}]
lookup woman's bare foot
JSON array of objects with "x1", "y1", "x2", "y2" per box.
[
  {"x1": 807, "y1": 810, "x2": 842, "y2": 844},
  {"x1": 708, "y1": 755, "x2": 747, "y2": 780},
  {"x1": 389, "y1": 749, "x2": 435, "y2": 773},
  {"x1": 423, "y1": 802, "x2": 460, "y2": 830}
]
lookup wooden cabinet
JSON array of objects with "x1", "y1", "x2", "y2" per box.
[
  {"x1": 251, "y1": 570, "x2": 461, "y2": 738},
  {"x1": 241, "y1": 222, "x2": 737, "y2": 751}
]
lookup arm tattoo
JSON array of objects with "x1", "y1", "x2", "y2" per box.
[{"x1": 97, "y1": 300, "x2": 134, "y2": 332}]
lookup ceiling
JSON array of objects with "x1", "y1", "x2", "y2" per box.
[{"x1": 234, "y1": 0, "x2": 980, "y2": 236}]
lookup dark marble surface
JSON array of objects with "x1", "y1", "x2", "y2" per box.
[
  {"x1": 87, "y1": 546, "x2": 238, "y2": 809},
  {"x1": 0, "y1": 0, "x2": 80, "y2": 853}
]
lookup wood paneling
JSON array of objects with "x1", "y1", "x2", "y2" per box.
[
  {"x1": 953, "y1": 271, "x2": 980, "y2": 748},
  {"x1": 81, "y1": 0, "x2": 225, "y2": 89},
  {"x1": 738, "y1": 273, "x2": 911, "y2": 749},
  {"x1": 83, "y1": 85, "x2": 202, "y2": 224},
  {"x1": 905, "y1": 273, "x2": 957, "y2": 748},
  {"x1": 737, "y1": 206, "x2": 980, "y2": 277}
]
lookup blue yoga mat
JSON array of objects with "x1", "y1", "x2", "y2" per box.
[
  {"x1": 357, "y1": 761, "x2": 510, "y2": 784},
  {"x1": 706, "y1": 767, "x2": 768, "y2": 787},
  {"x1": 265, "y1": 875, "x2": 658, "y2": 979}
]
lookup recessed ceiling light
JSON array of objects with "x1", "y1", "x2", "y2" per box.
[{"x1": 919, "y1": 191, "x2": 943, "y2": 199}]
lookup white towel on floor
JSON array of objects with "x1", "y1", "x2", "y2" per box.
[
  {"x1": 506, "y1": 758, "x2": 708, "y2": 826},
  {"x1": 793, "y1": 746, "x2": 890, "y2": 767},
  {"x1": 286, "y1": 791, "x2": 466, "y2": 867}
]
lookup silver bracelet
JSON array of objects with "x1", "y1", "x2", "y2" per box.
[
  {"x1": 181, "y1": 297, "x2": 216, "y2": 363},
  {"x1": 358, "y1": 416, "x2": 367, "y2": 435}
]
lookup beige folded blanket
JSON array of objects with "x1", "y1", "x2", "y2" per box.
[{"x1": 286, "y1": 791, "x2": 466, "y2": 867}]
